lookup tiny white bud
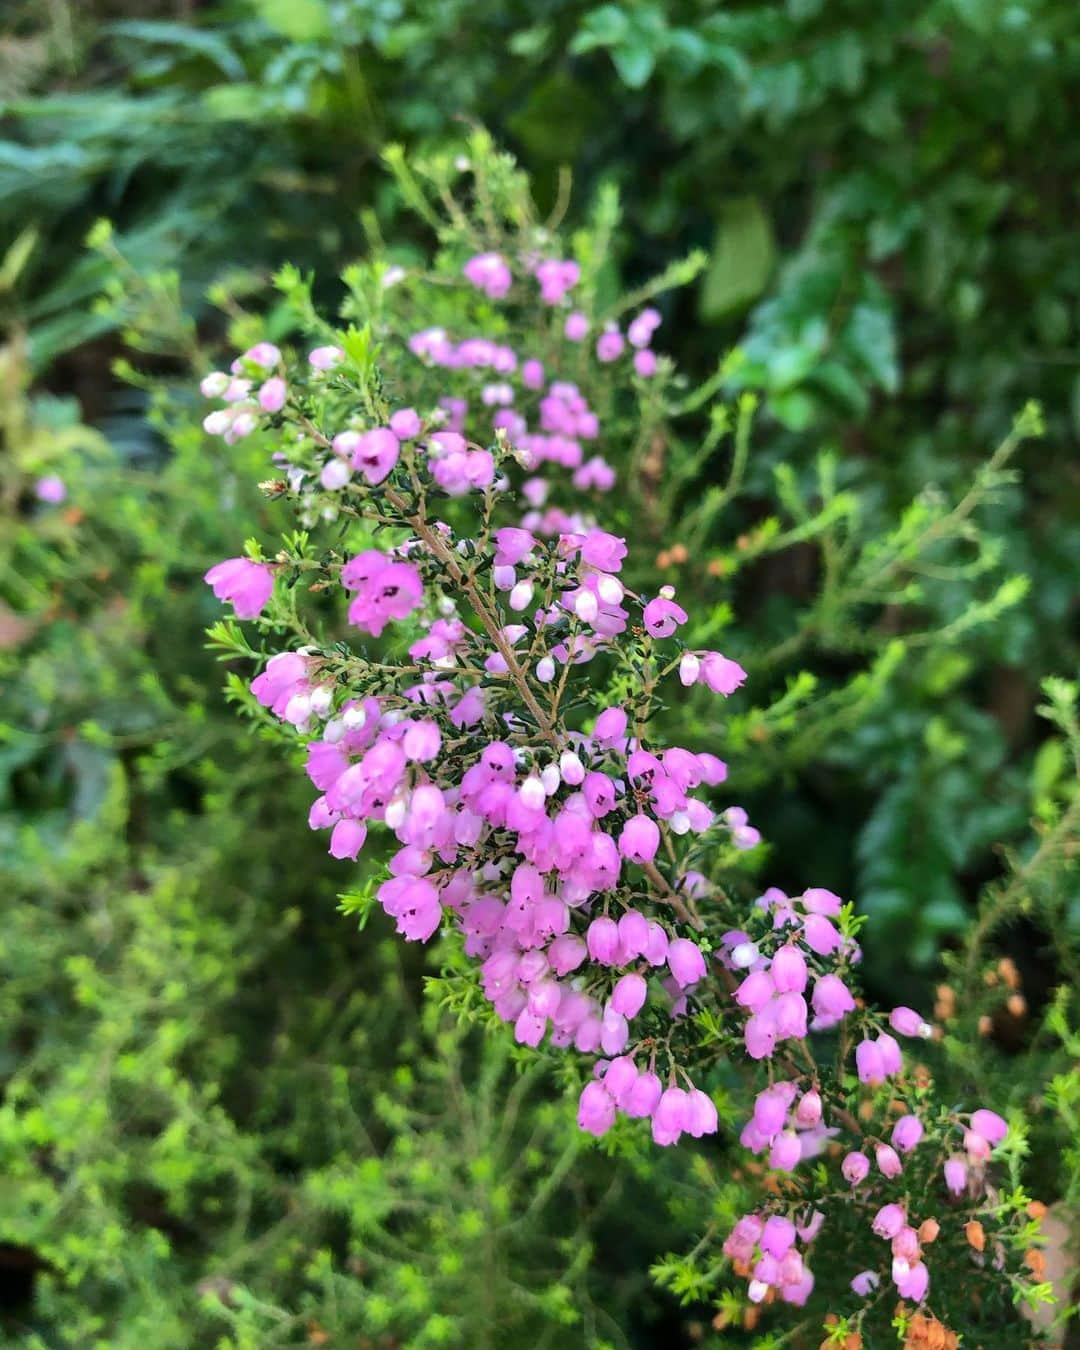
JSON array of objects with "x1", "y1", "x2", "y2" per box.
[
  {"x1": 309, "y1": 686, "x2": 333, "y2": 716},
  {"x1": 668, "y1": 810, "x2": 691, "y2": 836},
  {"x1": 323, "y1": 718, "x2": 346, "y2": 744},
  {"x1": 202, "y1": 410, "x2": 232, "y2": 436},
  {"x1": 284, "y1": 694, "x2": 311, "y2": 724},
  {"x1": 679, "y1": 652, "x2": 701, "y2": 686},
  {"x1": 200, "y1": 371, "x2": 230, "y2": 398},
  {"x1": 342, "y1": 706, "x2": 367, "y2": 730},
  {"x1": 540, "y1": 764, "x2": 561, "y2": 795},
  {"x1": 509, "y1": 580, "x2": 534, "y2": 612},
  {"x1": 559, "y1": 750, "x2": 585, "y2": 785},
  {"x1": 731, "y1": 941, "x2": 760, "y2": 969},
  {"x1": 518, "y1": 776, "x2": 546, "y2": 810},
  {"x1": 384, "y1": 796, "x2": 406, "y2": 830},
  {"x1": 536, "y1": 655, "x2": 556, "y2": 683}
]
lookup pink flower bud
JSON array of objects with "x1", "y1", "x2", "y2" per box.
[
  {"x1": 586, "y1": 916, "x2": 620, "y2": 965},
  {"x1": 769, "y1": 1131, "x2": 802, "y2": 1171},
  {"x1": 795, "y1": 1089, "x2": 823, "y2": 1128},
  {"x1": 875, "y1": 1143, "x2": 903, "y2": 1178},
  {"x1": 651, "y1": 1086, "x2": 689, "y2": 1146},
  {"x1": 970, "y1": 1109, "x2": 1008, "y2": 1145},
  {"x1": 548, "y1": 934, "x2": 588, "y2": 975},
  {"x1": 752, "y1": 1088, "x2": 790, "y2": 1140},
  {"x1": 801, "y1": 913, "x2": 842, "y2": 954},
  {"x1": 760, "y1": 1215, "x2": 796, "y2": 1258},
  {"x1": 890, "y1": 1005, "x2": 931, "y2": 1038},
  {"x1": 891, "y1": 1114, "x2": 924, "y2": 1153},
  {"x1": 667, "y1": 938, "x2": 706, "y2": 989},
  {"x1": 872, "y1": 1203, "x2": 906, "y2": 1239},
  {"x1": 735, "y1": 969, "x2": 775, "y2": 1013},
  {"x1": 944, "y1": 1157, "x2": 967, "y2": 1194},
  {"x1": 603, "y1": 1055, "x2": 637, "y2": 1101},
  {"x1": 577, "y1": 1081, "x2": 615, "y2": 1136},
  {"x1": 855, "y1": 1038, "x2": 886, "y2": 1085},
  {"x1": 842, "y1": 1151, "x2": 870, "y2": 1186},
  {"x1": 811, "y1": 973, "x2": 856, "y2": 1021},
  {"x1": 876, "y1": 1032, "x2": 903, "y2": 1076},
  {"x1": 609, "y1": 972, "x2": 648, "y2": 1019},
  {"x1": 624, "y1": 1070, "x2": 662, "y2": 1118},
  {"x1": 618, "y1": 813, "x2": 660, "y2": 864},
  {"x1": 770, "y1": 944, "x2": 808, "y2": 993},
  {"x1": 258, "y1": 376, "x2": 286, "y2": 412}
]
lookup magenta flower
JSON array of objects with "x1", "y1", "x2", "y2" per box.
[
  {"x1": 619, "y1": 813, "x2": 660, "y2": 864},
  {"x1": 596, "y1": 326, "x2": 625, "y2": 363},
  {"x1": 258, "y1": 376, "x2": 286, "y2": 412},
  {"x1": 770, "y1": 944, "x2": 808, "y2": 994},
  {"x1": 342, "y1": 551, "x2": 424, "y2": 637},
  {"x1": 628, "y1": 308, "x2": 661, "y2": 348},
  {"x1": 810, "y1": 973, "x2": 855, "y2": 1021},
  {"x1": 633, "y1": 349, "x2": 657, "y2": 377},
  {"x1": 842, "y1": 1151, "x2": 870, "y2": 1186},
  {"x1": 651, "y1": 1086, "x2": 690, "y2": 1146},
  {"x1": 872, "y1": 1203, "x2": 906, "y2": 1239},
  {"x1": 890, "y1": 1005, "x2": 931, "y2": 1038},
  {"x1": 642, "y1": 594, "x2": 688, "y2": 638},
  {"x1": 564, "y1": 311, "x2": 589, "y2": 341},
  {"x1": 390, "y1": 407, "x2": 422, "y2": 439},
  {"x1": 35, "y1": 474, "x2": 67, "y2": 503},
  {"x1": 624, "y1": 1071, "x2": 662, "y2": 1118},
  {"x1": 891, "y1": 1114, "x2": 924, "y2": 1153},
  {"x1": 760, "y1": 1215, "x2": 796, "y2": 1258},
  {"x1": 593, "y1": 706, "x2": 628, "y2": 745},
  {"x1": 893, "y1": 1259, "x2": 929, "y2": 1302},
  {"x1": 349, "y1": 427, "x2": 400, "y2": 484},
  {"x1": 577, "y1": 1080, "x2": 616, "y2": 1137},
  {"x1": 850, "y1": 1270, "x2": 879, "y2": 1296},
  {"x1": 667, "y1": 937, "x2": 706, "y2": 989},
  {"x1": 855, "y1": 1038, "x2": 886, "y2": 1085},
  {"x1": 463, "y1": 252, "x2": 512, "y2": 299},
  {"x1": 308, "y1": 345, "x2": 343, "y2": 369},
  {"x1": 944, "y1": 1157, "x2": 967, "y2": 1194},
  {"x1": 769, "y1": 1130, "x2": 801, "y2": 1171},
  {"x1": 609, "y1": 972, "x2": 647, "y2": 1018},
  {"x1": 521, "y1": 358, "x2": 545, "y2": 388},
  {"x1": 586, "y1": 916, "x2": 620, "y2": 965},
  {"x1": 534, "y1": 258, "x2": 580, "y2": 304},
  {"x1": 970, "y1": 1109, "x2": 1008, "y2": 1145},
  {"x1": 204, "y1": 557, "x2": 273, "y2": 619},
  {"x1": 329, "y1": 818, "x2": 367, "y2": 860},
  {"x1": 699, "y1": 651, "x2": 747, "y2": 695}
]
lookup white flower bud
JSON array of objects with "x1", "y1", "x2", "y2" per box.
[
  {"x1": 596, "y1": 574, "x2": 623, "y2": 605},
  {"x1": 509, "y1": 580, "x2": 534, "y2": 612},
  {"x1": 732, "y1": 942, "x2": 760, "y2": 969},
  {"x1": 518, "y1": 776, "x2": 546, "y2": 810},
  {"x1": 536, "y1": 656, "x2": 556, "y2": 683},
  {"x1": 573, "y1": 589, "x2": 599, "y2": 623}
]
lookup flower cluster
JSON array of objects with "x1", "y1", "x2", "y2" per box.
[{"x1": 200, "y1": 236, "x2": 1026, "y2": 1336}]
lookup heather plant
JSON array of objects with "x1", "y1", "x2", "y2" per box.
[
  {"x1": 2, "y1": 293, "x2": 666, "y2": 1348},
  {"x1": 199, "y1": 146, "x2": 1070, "y2": 1343},
  {"x1": 8, "y1": 1, "x2": 1077, "y2": 981}
]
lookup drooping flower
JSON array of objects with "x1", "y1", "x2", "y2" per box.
[{"x1": 204, "y1": 557, "x2": 274, "y2": 619}]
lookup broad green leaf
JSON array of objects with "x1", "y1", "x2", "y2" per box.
[{"x1": 699, "y1": 196, "x2": 775, "y2": 320}]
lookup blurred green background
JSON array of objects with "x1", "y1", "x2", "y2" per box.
[{"x1": 1, "y1": 2, "x2": 1077, "y2": 1345}]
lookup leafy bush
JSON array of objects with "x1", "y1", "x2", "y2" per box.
[{"x1": 188, "y1": 138, "x2": 1075, "y2": 1344}]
